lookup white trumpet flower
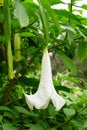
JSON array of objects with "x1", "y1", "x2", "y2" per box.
[{"x1": 24, "y1": 48, "x2": 65, "y2": 111}]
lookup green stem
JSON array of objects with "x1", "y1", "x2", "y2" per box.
[
  {"x1": 7, "y1": 40, "x2": 14, "y2": 79},
  {"x1": 68, "y1": 0, "x2": 73, "y2": 24},
  {"x1": 38, "y1": 0, "x2": 49, "y2": 47},
  {"x1": 65, "y1": 0, "x2": 73, "y2": 41},
  {"x1": 4, "y1": 0, "x2": 14, "y2": 79}
]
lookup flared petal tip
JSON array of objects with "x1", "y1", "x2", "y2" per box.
[
  {"x1": 51, "y1": 91, "x2": 65, "y2": 111},
  {"x1": 24, "y1": 93, "x2": 33, "y2": 110},
  {"x1": 55, "y1": 98, "x2": 65, "y2": 111},
  {"x1": 24, "y1": 92, "x2": 50, "y2": 110}
]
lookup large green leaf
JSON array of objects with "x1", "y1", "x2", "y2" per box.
[
  {"x1": 56, "y1": 50, "x2": 77, "y2": 74},
  {"x1": 63, "y1": 108, "x2": 75, "y2": 117},
  {"x1": 54, "y1": 9, "x2": 81, "y2": 23},
  {"x1": 14, "y1": 1, "x2": 29, "y2": 28}
]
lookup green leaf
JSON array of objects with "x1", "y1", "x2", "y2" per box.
[
  {"x1": 3, "y1": 123, "x2": 18, "y2": 130},
  {"x1": 48, "y1": 104, "x2": 57, "y2": 116},
  {"x1": 0, "y1": 106, "x2": 11, "y2": 111},
  {"x1": 11, "y1": 19, "x2": 20, "y2": 29},
  {"x1": 81, "y1": 4, "x2": 87, "y2": 10},
  {"x1": 63, "y1": 126, "x2": 73, "y2": 130},
  {"x1": 15, "y1": 106, "x2": 39, "y2": 117},
  {"x1": 14, "y1": 1, "x2": 29, "y2": 28},
  {"x1": 63, "y1": 91, "x2": 76, "y2": 103},
  {"x1": 63, "y1": 108, "x2": 75, "y2": 117},
  {"x1": 48, "y1": 0, "x2": 62, "y2": 5},
  {"x1": 71, "y1": 119, "x2": 85, "y2": 129},
  {"x1": 61, "y1": 25, "x2": 75, "y2": 33},
  {"x1": 83, "y1": 89, "x2": 87, "y2": 97},
  {"x1": 22, "y1": 0, "x2": 39, "y2": 23},
  {"x1": 23, "y1": 0, "x2": 38, "y2": 9},
  {"x1": 30, "y1": 124, "x2": 45, "y2": 130},
  {"x1": 3, "y1": 111, "x2": 13, "y2": 119},
  {"x1": 67, "y1": 30, "x2": 74, "y2": 44},
  {"x1": 19, "y1": 77, "x2": 39, "y2": 87},
  {"x1": 84, "y1": 120, "x2": 87, "y2": 128},
  {"x1": 76, "y1": 28, "x2": 87, "y2": 40},
  {"x1": 20, "y1": 32, "x2": 36, "y2": 37},
  {"x1": 15, "y1": 106, "x2": 30, "y2": 115},
  {"x1": 0, "y1": 115, "x2": 3, "y2": 122},
  {"x1": 77, "y1": 41, "x2": 87, "y2": 62},
  {"x1": 54, "y1": 9, "x2": 81, "y2": 23},
  {"x1": 48, "y1": 128, "x2": 57, "y2": 130},
  {"x1": 80, "y1": 108, "x2": 87, "y2": 115},
  {"x1": 78, "y1": 97, "x2": 87, "y2": 104},
  {"x1": 56, "y1": 50, "x2": 77, "y2": 74}
]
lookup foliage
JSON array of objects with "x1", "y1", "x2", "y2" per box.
[{"x1": 0, "y1": 0, "x2": 87, "y2": 129}]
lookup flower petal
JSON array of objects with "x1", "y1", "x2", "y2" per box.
[
  {"x1": 24, "y1": 48, "x2": 65, "y2": 111},
  {"x1": 51, "y1": 86, "x2": 65, "y2": 111},
  {"x1": 24, "y1": 93, "x2": 33, "y2": 110},
  {"x1": 39, "y1": 48, "x2": 53, "y2": 90},
  {"x1": 24, "y1": 89, "x2": 50, "y2": 110}
]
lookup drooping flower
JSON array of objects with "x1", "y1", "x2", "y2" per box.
[{"x1": 24, "y1": 48, "x2": 65, "y2": 111}]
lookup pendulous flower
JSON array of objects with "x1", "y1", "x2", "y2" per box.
[{"x1": 24, "y1": 48, "x2": 65, "y2": 111}]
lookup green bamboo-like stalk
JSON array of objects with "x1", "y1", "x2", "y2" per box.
[{"x1": 4, "y1": 0, "x2": 14, "y2": 79}]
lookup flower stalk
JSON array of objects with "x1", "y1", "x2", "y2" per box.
[{"x1": 14, "y1": 33, "x2": 22, "y2": 62}]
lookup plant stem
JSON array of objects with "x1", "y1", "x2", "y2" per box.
[
  {"x1": 3, "y1": 0, "x2": 14, "y2": 79},
  {"x1": 38, "y1": 0, "x2": 49, "y2": 47}
]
